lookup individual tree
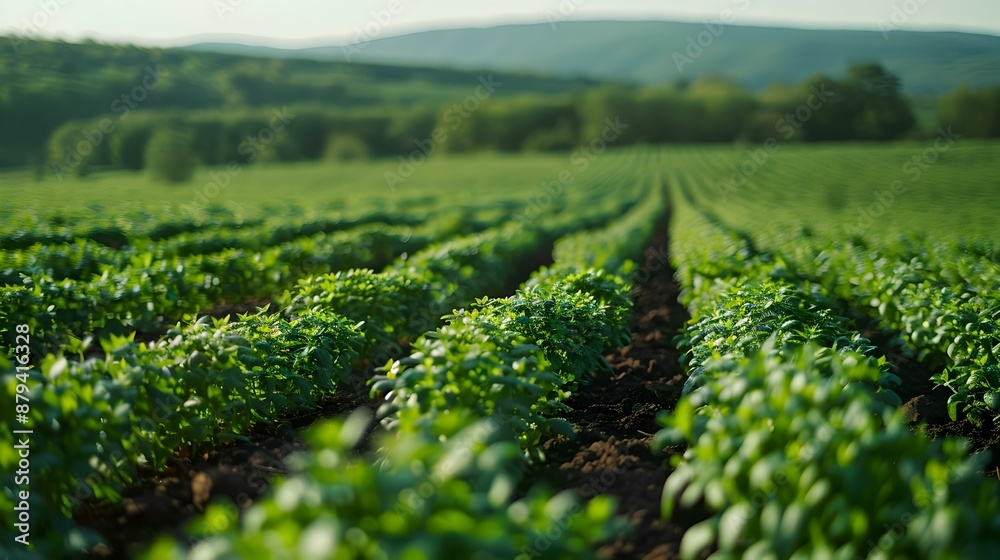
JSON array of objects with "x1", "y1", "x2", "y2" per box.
[
  {"x1": 322, "y1": 134, "x2": 370, "y2": 162},
  {"x1": 145, "y1": 129, "x2": 197, "y2": 183},
  {"x1": 46, "y1": 120, "x2": 109, "y2": 178},
  {"x1": 110, "y1": 120, "x2": 155, "y2": 170},
  {"x1": 802, "y1": 64, "x2": 915, "y2": 141},
  {"x1": 938, "y1": 86, "x2": 1000, "y2": 138},
  {"x1": 843, "y1": 63, "x2": 916, "y2": 140}
]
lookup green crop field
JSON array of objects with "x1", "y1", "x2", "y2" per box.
[
  {"x1": 0, "y1": 152, "x2": 611, "y2": 235},
  {"x1": 664, "y1": 139, "x2": 1000, "y2": 246},
  {"x1": 2, "y1": 141, "x2": 1000, "y2": 559}
]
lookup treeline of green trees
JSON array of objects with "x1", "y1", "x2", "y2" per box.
[
  {"x1": 442, "y1": 64, "x2": 998, "y2": 148},
  {"x1": 0, "y1": 37, "x2": 596, "y2": 168},
  {"x1": 938, "y1": 86, "x2": 1000, "y2": 138},
  {"x1": 7, "y1": 36, "x2": 1000, "y2": 176},
  {"x1": 44, "y1": 63, "x2": 1000, "y2": 182},
  {"x1": 46, "y1": 106, "x2": 436, "y2": 179}
]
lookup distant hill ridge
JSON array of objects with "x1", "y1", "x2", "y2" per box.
[{"x1": 185, "y1": 20, "x2": 1000, "y2": 95}]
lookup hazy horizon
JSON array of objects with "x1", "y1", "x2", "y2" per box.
[{"x1": 2, "y1": 0, "x2": 999, "y2": 49}]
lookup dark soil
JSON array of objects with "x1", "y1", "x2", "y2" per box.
[{"x1": 537, "y1": 228, "x2": 700, "y2": 560}]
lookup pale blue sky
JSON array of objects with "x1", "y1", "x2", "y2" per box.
[{"x1": 1, "y1": 0, "x2": 998, "y2": 46}]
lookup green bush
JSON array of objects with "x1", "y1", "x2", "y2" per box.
[
  {"x1": 46, "y1": 120, "x2": 109, "y2": 178},
  {"x1": 678, "y1": 281, "x2": 901, "y2": 407},
  {"x1": 144, "y1": 129, "x2": 197, "y2": 183},
  {"x1": 322, "y1": 133, "x2": 370, "y2": 162},
  {"x1": 110, "y1": 120, "x2": 154, "y2": 170}
]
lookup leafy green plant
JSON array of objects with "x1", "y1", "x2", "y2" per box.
[
  {"x1": 679, "y1": 281, "x2": 900, "y2": 406},
  {"x1": 744, "y1": 235, "x2": 1000, "y2": 424},
  {"x1": 142, "y1": 411, "x2": 618, "y2": 560},
  {"x1": 376, "y1": 176, "x2": 659, "y2": 458},
  {"x1": 654, "y1": 345, "x2": 1000, "y2": 559}
]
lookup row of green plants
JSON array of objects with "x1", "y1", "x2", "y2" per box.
[
  {"x1": 0, "y1": 211, "x2": 432, "y2": 282},
  {"x1": 2, "y1": 148, "x2": 648, "y2": 360},
  {"x1": 659, "y1": 345, "x2": 1000, "y2": 559},
  {"x1": 284, "y1": 224, "x2": 559, "y2": 357},
  {"x1": 0, "y1": 200, "x2": 400, "y2": 251},
  {"x1": 655, "y1": 200, "x2": 1000, "y2": 558},
  {"x1": 1, "y1": 223, "x2": 435, "y2": 357},
  {"x1": 277, "y1": 161, "x2": 656, "y2": 363},
  {"x1": 146, "y1": 409, "x2": 619, "y2": 560},
  {"x1": 379, "y1": 269, "x2": 633, "y2": 457},
  {"x1": 668, "y1": 144, "x2": 1000, "y2": 425},
  {"x1": 773, "y1": 237, "x2": 1000, "y2": 425},
  {"x1": 672, "y1": 168, "x2": 1000, "y2": 425},
  {"x1": 0, "y1": 163, "x2": 657, "y2": 558},
  {"x1": 0, "y1": 310, "x2": 363, "y2": 558},
  {"x1": 141, "y1": 179, "x2": 665, "y2": 559},
  {"x1": 0, "y1": 217, "x2": 564, "y2": 558},
  {"x1": 663, "y1": 203, "x2": 901, "y2": 405},
  {"x1": 380, "y1": 175, "x2": 663, "y2": 452}
]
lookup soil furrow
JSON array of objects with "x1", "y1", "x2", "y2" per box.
[{"x1": 537, "y1": 226, "x2": 698, "y2": 560}]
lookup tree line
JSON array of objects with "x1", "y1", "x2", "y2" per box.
[
  {"x1": 0, "y1": 37, "x2": 594, "y2": 169},
  {"x1": 3, "y1": 35, "x2": 996, "y2": 181},
  {"x1": 46, "y1": 63, "x2": 1000, "y2": 182}
]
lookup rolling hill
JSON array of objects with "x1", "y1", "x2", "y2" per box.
[{"x1": 186, "y1": 21, "x2": 1000, "y2": 95}]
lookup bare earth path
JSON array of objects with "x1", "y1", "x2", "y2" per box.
[{"x1": 537, "y1": 225, "x2": 703, "y2": 560}]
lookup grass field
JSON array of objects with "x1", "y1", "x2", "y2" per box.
[
  {"x1": 1, "y1": 152, "x2": 618, "y2": 234},
  {"x1": 2, "y1": 142, "x2": 1000, "y2": 559}
]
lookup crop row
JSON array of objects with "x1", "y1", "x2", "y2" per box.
[
  {"x1": 2, "y1": 149, "x2": 648, "y2": 360},
  {"x1": 668, "y1": 148, "x2": 1000, "y2": 424},
  {"x1": 0, "y1": 211, "x2": 429, "y2": 282},
  {"x1": 0, "y1": 218, "x2": 560, "y2": 558},
  {"x1": 0, "y1": 190, "x2": 436, "y2": 251},
  {"x1": 654, "y1": 195, "x2": 1000, "y2": 558},
  {"x1": 1, "y1": 223, "x2": 435, "y2": 357},
  {"x1": 0, "y1": 163, "x2": 658, "y2": 558},
  {"x1": 2, "y1": 147, "x2": 650, "y2": 272},
  {"x1": 774, "y1": 238, "x2": 1000, "y2": 425},
  {"x1": 141, "y1": 178, "x2": 666, "y2": 559}
]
